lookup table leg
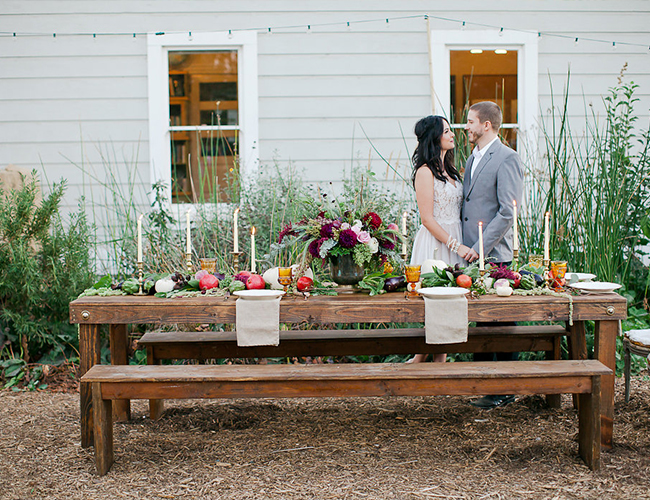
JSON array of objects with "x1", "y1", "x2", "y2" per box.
[
  {"x1": 545, "y1": 333, "x2": 562, "y2": 408},
  {"x1": 594, "y1": 320, "x2": 618, "y2": 450},
  {"x1": 79, "y1": 323, "x2": 101, "y2": 448},
  {"x1": 109, "y1": 324, "x2": 131, "y2": 421}
]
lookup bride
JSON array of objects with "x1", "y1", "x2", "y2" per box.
[{"x1": 408, "y1": 115, "x2": 471, "y2": 363}]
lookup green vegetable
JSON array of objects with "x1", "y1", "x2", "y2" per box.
[
  {"x1": 358, "y1": 272, "x2": 386, "y2": 296},
  {"x1": 228, "y1": 280, "x2": 246, "y2": 292},
  {"x1": 93, "y1": 274, "x2": 113, "y2": 289},
  {"x1": 121, "y1": 278, "x2": 140, "y2": 295},
  {"x1": 520, "y1": 274, "x2": 536, "y2": 290},
  {"x1": 187, "y1": 279, "x2": 200, "y2": 290}
]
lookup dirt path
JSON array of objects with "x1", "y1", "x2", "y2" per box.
[{"x1": 0, "y1": 377, "x2": 648, "y2": 499}]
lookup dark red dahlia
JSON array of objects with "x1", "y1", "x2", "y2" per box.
[
  {"x1": 320, "y1": 223, "x2": 335, "y2": 239},
  {"x1": 338, "y1": 228, "x2": 358, "y2": 248},
  {"x1": 363, "y1": 212, "x2": 382, "y2": 230}
]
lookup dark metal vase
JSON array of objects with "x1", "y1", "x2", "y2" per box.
[{"x1": 329, "y1": 253, "x2": 365, "y2": 286}]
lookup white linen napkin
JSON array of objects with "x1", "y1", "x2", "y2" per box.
[
  {"x1": 423, "y1": 296, "x2": 468, "y2": 344},
  {"x1": 235, "y1": 297, "x2": 281, "y2": 346}
]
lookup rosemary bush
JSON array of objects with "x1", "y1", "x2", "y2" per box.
[{"x1": 0, "y1": 174, "x2": 94, "y2": 366}]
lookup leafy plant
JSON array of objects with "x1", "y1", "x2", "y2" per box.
[{"x1": 0, "y1": 173, "x2": 94, "y2": 365}]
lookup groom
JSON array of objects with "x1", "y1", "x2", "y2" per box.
[{"x1": 461, "y1": 101, "x2": 524, "y2": 409}]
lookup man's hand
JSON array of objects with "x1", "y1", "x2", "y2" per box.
[{"x1": 465, "y1": 249, "x2": 479, "y2": 263}]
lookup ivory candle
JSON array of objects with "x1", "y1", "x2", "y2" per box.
[
  {"x1": 137, "y1": 214, "x2": 144, "y2": 262},
  {"x1": 233, "y1": 207, "x2": 240, "y2": 253},
  {"x1": 186, "y1": 209, "x2": 191, "y2": 254},
  {"x1": 478, "y1": 221, "x2": 485, "y2": 271},
  {"x1": 512, "y1": 200, "x2": 519, "y2": 251},
  {"x1": 544, "y1": 211, "x2": 550, "y2": 261},
  {"x1": 250, "y1": 227, "x2": 256, "y2": 273},
  {"x1": 401, "y1": 211, "x2": 408, "y2": 255}
]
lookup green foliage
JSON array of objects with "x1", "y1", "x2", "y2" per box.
[{"x1": 0, "y1": 173, "x2": 94, "y2": 366}]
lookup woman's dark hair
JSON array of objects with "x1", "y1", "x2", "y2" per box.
[{"x1": 411, "y1": 115, "x2": 460, "y2": 187}]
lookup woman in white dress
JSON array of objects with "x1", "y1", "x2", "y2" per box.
[{"x1": 409, "y1": 115, "x2": 472, "y2": 363}]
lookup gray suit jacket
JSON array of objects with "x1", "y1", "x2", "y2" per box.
[{"x1": 461, "y1": 140, "x2": 524, "y2": 263}]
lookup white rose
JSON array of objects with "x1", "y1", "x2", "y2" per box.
[{"x1": 367, "y1": 237, "x2": 379, "y2": 253}]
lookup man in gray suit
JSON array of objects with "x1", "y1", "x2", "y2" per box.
[{"x1": 461, "y1": 101, "x2": 524, "y2": 408}]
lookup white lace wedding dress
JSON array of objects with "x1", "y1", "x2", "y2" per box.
[{"x1": 410, "y1": 177, "x2": 464, "y2": 267}]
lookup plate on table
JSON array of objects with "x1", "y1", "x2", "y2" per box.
[
  {"x1": 569, "y1": 282, "x2": 621, "y2": 294},
  {"x1": 233, "y1": 290, "x2": 285, "y2": 300},
  {"x1": 566, "y1": 272, "x2": 597, "y2": 283},
  {"x1": 418, "y1": 287, "x2": 470, "y2": 299}
]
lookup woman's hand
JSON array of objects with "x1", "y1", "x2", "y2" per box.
[{"x1": 457, "y1": 244, "x2": 471, "y2": 259}]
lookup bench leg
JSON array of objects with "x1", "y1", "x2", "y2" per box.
[
  {"x1": 147, "y1": 348, "x2": 165, "y2": 420},
  {"x1": 110, "y1": 324, "x2": 131, "y2": 422},
  {"x1": 568, "y1": 322, "x2": 588, "y2": 410},
  {"x1": 92, "y1": 382, "x2": 114, "y2": 476},
  {"x1": 578, "y1": 376, "x2": 601, "y2": 471},
  {"x1": 545, "y1": 334, "x2": 563, "y2": 408}
]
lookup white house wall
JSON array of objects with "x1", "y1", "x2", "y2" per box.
[{"x1": 1, "y1": 1, "x2": 649, "y2": 212}]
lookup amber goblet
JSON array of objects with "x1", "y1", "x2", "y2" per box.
[{"x1": 278, "y1": 267, "x2": 292, "y2": 292}]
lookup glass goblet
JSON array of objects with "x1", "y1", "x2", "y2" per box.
[
  {"x1": 549, "y1": 260, "x2": 568, "y2": 290},
  {"x1": 404, "y1": 265, "x2": 422, "y2": 298},
  {"x1": 278, "y1": 266, "x2": 292, "y2": 292}
]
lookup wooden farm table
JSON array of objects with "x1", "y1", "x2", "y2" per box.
[{"x1": 70, "y1": 292, "x2": 626, "y2": 449}]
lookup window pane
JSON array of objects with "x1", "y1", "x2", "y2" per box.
[
  {"x1": 449, "y1": 50, "x2": 518, "y2": 125},
  {"x1": 168, "y1": 50, "x2": 239, "y2": 203}
]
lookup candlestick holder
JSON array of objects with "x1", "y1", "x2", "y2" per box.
[
  {"x1": 543, "y1": 258, "x2": 550, "y2": 288},
  {"x1": 231, "y1": 251, "x2": 241, "y2": 274},
  {"x1": 513, "y1": 248, "x2": 519, "y2": 268},
  {"x1": 185, "y1": 252, "x2": 193, "y2": 274},
  {"x1": 135, "y1": 261, "x2": 146, "y2": 295},
  {"x1": 400, "y1": 252, "x2": 408, "y2": 270},
  {"x1": 479, "y1": 268, "x2": 487, "y2": 278}
]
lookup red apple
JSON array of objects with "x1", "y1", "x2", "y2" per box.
[
  {"x1": 199, "y1": 274, "x2": 219, "y2": 290},
  {"x1": 246, "y1": 274, "x2": 266, "y2": 290}
]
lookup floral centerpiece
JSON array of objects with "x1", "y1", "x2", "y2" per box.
[{"x1": 276, "y1": 203, "x2": 405, "y2": 282}]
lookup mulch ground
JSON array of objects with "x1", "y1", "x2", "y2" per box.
[{"x1": 0, "y1": 370, "x2": 649, "y2": 500}]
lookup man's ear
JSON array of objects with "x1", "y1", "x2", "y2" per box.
[{"x1": 483, "y1": 120, "x2": 492, "y2": 131}]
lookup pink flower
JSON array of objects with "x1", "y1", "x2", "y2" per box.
[
  {"x1": 357, "y1": 231, "x2": 371, "y2": 243},
  {"x1": 387, "y1": 223, "x2": 399, "y2": 231},
  {"x1": 341, "y1": 222, "x2": 350, "y2": 230}
]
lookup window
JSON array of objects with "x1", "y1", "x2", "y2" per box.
[
  {"x1": 147, "y1": 32, "x2": 259, "y2": 205},
  {"x1": 430, "y1": 31, "x2": 538, "y2": 156}
]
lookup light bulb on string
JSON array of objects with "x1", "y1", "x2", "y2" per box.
[
  {"x1": 612, "y1": 41, "x2": 616, "y2": 51},
  {"x1": 385, "y1": 18, "x2": 390, "y2": 29},
  {"x1": 267, "y1": 27, "x2": 272, "y2": 35},
  {"x1": 307, "y1": 24, "x2": 312, "y2": 34},
  {"x1": 228, "y1": 29, "x2": 233, "y2": 39},
  {"x1": 188, "y1": 31, "x2": 193, "y2": 41},
  {"x1": 461, "y1": 21, "x2": 466, "y2": 31},
  {"x1": 574, "y1": 37, "x2": 579, "y2": 46},
  {"x1": 346, "y1": 21, "x2": 351, "y2": 31},
  {"x1": 499, "y1": 27, "x2": 504, "y2": 37}
]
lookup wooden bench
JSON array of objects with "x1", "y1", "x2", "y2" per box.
[
  {"x1": 138, "y1": 324, "x2": 571, "y2": 417},
  {"x1": 81, "y1": 359, "x2": 610, "y2": 475}
]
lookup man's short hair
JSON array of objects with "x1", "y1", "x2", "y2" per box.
[{"x1": 470, "y1": 101, "x2": 502, "y2": 131}]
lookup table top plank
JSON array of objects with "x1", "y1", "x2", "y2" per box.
[{"x1": 70, "y1": 292, "x2": 627, "y2": 325}]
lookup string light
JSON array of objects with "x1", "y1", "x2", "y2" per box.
[
  {"x1": 574, "y1": 37, "x2": 579, "y2": 46},
  {"x1": 0, "y1": 13, "x2": 646, "y2": 51},
  {"x1": 228, "y1": 29, "x2": 233, "y2": 39}
]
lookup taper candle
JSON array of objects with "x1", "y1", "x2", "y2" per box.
[
  {"x1": 512, "y1": 200, "x2": 519, "y2": 251},
  {"x1": 544, "y1": 211, "x2": 550, "y2": 261},
  {"x1": 137, "y1": 214, "x2": 144, "y2": 262},
  {"x1": 401, "y1": 211, "x2": 408, "y2": 255},
  {"x1": 250, "y1": 226, "x2": 256, "y2": 273},
  {"x1": 233, "y1": 207, "x2": 240, "y2": 253},
  {"x1": 186, "y1": 208, "x2": 191, "y2": 254},
  {"x1": 478, "y1": 221, "x2": 485, "y2": 271}
]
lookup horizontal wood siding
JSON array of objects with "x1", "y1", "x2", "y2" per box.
[{"x1": 0, "y1": 0, "x2": 649, "y2": 208}]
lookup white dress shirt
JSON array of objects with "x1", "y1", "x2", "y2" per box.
[{"x1": 467, "y1": 136, "x2": 500, "y2": 183}]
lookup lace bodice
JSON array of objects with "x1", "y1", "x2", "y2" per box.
[{"x1": 432, "y1": 178, "x2": 463, "y2": 225}]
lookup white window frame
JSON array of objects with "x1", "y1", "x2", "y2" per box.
[
  {"x1": 430, "y1": 30, "x2": 538, "y2": 161},
  {"x1": 147, "y1": 31, "x2": 259, "y2": 207}
]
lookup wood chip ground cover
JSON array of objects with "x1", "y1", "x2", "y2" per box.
[{"x1": 0, "y1": 376, "x2": 648, "y2": 499}]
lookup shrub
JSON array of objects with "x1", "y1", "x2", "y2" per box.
[{"x1": 0, "y1": 173, "x2": 94, "y2": 365}]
